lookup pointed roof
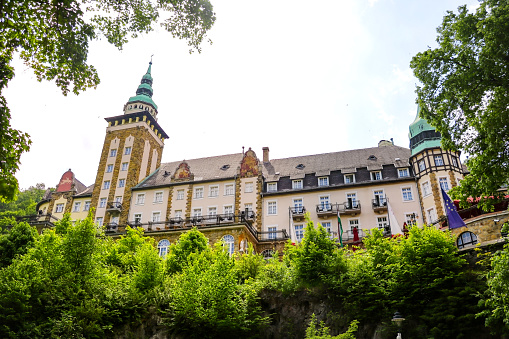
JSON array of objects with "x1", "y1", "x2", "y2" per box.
[
  {"x1": 408, "y1": 105, "x2": 442, "y2": 155},
  {"x1": 127, "y1": 61, "x2": 158, "y2": 109}
]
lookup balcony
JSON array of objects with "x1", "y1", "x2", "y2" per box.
[
  {"x1": 258, "y1": 229, "x2": 290, "y2": 242},
  {"x1": 341, "y1": 228, "x2": 366, "y2": 243},
  {"x1": 106, "y1": 202, "x2": 122, "y2": 213},
  {"x1": 290, "y1": 206, "x2": 306, "y2": 221},
  {"x1": 338, "y1": 201, "x2": 362, "y2": 216},
  {"x1": 372, "y1": 197, "x2": 388, "y2": 213},
  {"x1": 105, "y1": 223, "x2": 118, "y2": 233},
  {"x1": 316, "y1": 203, "x2": 339, "y2": 218}
]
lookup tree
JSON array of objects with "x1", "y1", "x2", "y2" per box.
[
  {"x1": 0, "y1": 183, "x2": 47, "y2": 225},
  {"x1": 410, "y1": 0, "x2": 509, "y2": 209},
  {"x1": 0, "y1": 0, "x2": 216, "y2": 202}
]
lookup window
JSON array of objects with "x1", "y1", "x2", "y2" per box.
[
  {"x1": 225, "y1": 184, "x2": 234, "y2": 196},
  {"x1": 84, "y1": 201, "x2": 91, "y2": 211},
  {"x1": 121, "y1": 162, "x2": 129, "y2": 171},
  {"x1": 245, "y1": 203, "x2": 253, "y2": 212},
  {"x1": 96, "y1": 217, "x2": 103, "y2": 226},
  {"x1": 349, "y1": 219, "x2": 359, "y2": 230},
  {"x1": 193, "y1": 208, "x2": 202, "y2": 217},
  {"x1": 245, "y1": 182, "x2": 253, "y2": 193},
  {"x1": 267, "y1": 182, "x2": 277, "y2": 192},
  {"x1": 110, "y1": 149, "x2": 117, "y2": 157},
  {"x1": 99, "y1": 198, "x2": 106, "y2": 208},
  {"x1": 103, "y1": 181, "x2": 110, "y2": 189},
  {"x1": 422, "y1": 181, "x2": 431, "y2": 196},
  {"x1": 377, "y1": 216, "x2": 388, "y2": 231},
  {"x1": 154, "y1": 191, "x2": 163, "y2": 203},
  {"x1": 427, "y1": 208, "x2": 437, "y2": 223},
  {"x1": 344, "y1": 174, "x2": 355, "y2": 184},
  {"x1": 124, "y1": 146, "x2": 132, "y2": 155},
  {"x1": 115, "y1": 196, "x2": 122, "y2": 203},
  {"x1": 136, "y1": 194, "x2": 145, "y2": 205},
  {"x1": 224, "y1": 205, "x2": 233, "y2": 216},
  {"x1": 176, "y1": 189, "x2": 185, "y2": 200},
  {"x1": 374, "y1": 190, "x2": 385, "y2": 206},
  {"x1": 261, "y1": 249, "x2": 275, "y2": 259},
  {"x1": 405, "y1": 213, "x2": 416, "y2": 226},
  {"x1": 268, "y1": 201, "x2": 277, "y2": 215},
  {"x1": 209, "y1": 185, "x2": 219, "y2": 197},
  {"x1": 439, "y1": 177, "x2": 449, "y2": 191},
  {"x1": 295, "y1": 224, "x2": 304, "y2": 242},
  {"x1": 152, "y1": 212, "x2": 161, "y2": 223},
  {"x1": 208, "y1": 207, "x2": 217, "y2": 216},
  {"x1": 111, "y1": 216, "x2": 119, "y2": 225},
  {"x1": 73, "y1": 202, "x2": 81, "y2": 212},
  {"x1": 157, "y1": 239, "x2": 170, "y2": 258},
  {"x1": 322, "y1": 222, "x2": 332, "y2": 236},
  {"x1": 106, "y1": 164, "x2": 113, "y2": 173},
  {"x1": 457, "y1": 232, "x2": 478, "y2": 249},
  {"x1": 418, "y1": 160, "x2": 426, "y2": 171},
  {"x1": 134, "y1": 213, "x2": 142, "y2": 224},
  {"x1": 174, "y1": 210, "x2": 183, "y2": 219},
  {"x1": 293, "y1": 198, "x2": 303, "y2": 213},
  {"x1": 319, "y1": 196, "x2": 331, "y2": 211},
  {"x1": 398, "y1": 168, "x2": 409, "y2": 177},
  {"x1": 371, "y1": 171, "x2": 382, "y2": 181},
  {"x1": 346, "y1": 193, "x2": 358, "y2": 208},
  {"x1": 118, "y1": 178, "x2": 125, "y2": 188},
  {"x1": 434, "y1": 155, "x2": 444, "y2": 166},
  {"x1": 292, "y1": 180, "x2": 303, "y2": 189},
  {"x1": 402, "y1": 187, "x2": 413, "y2": 201},
  {"x1": 318, "y1": 177, "x2": 329, "y2": 187},
  {"x1": 452, "y1": 157, "x2": 458, "y2": 167},
  {"x1": 55, "y1": 203, "x2": 64, "y2": 213},
  {"x1": 222, "y1": 235, "x2": 235, "y2": 255},
  {"x1": 268, "y1": 226, "x2": 277, "y2": 240},
  {"x1": 194, "y1": 187, "x2": 204, "y2": 199}
]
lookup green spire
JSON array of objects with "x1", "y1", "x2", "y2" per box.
[
  {"x1": 408, "y1": 105, "x2": 441, "y2": 155},
  {"x1": 127, "y1": 61, "x2": 157, "y2": 110}
]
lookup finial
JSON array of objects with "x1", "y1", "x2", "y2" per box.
[{"x1": 150, "y1": 54, "x2": 154, "y2": 64}]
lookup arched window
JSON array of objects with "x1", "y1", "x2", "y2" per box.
[
  {"x1": 157, "y1": 239, "x2": 170, "y2": 258},
  {"x1": 457, "y1": 231, "x2": 477, "y2": 249},
  {"x1": 222, "y1": 235, "x2": 235, "y2": 255},
  {"x1": 261, "y1": 249, "x2": 274, "y2": 260}
]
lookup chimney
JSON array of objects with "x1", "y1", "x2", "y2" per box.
[{"x1": 262, "y1": 147, "x2": 270, "y2": 162}]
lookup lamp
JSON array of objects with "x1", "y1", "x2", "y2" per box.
[{"x1": 391, "y1": 312, "x2": 405, "y2": 339}]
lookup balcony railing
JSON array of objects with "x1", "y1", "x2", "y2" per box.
[
  {"x1": 372, "y1": 197, "x2": 388, "y2": 212},
  {"x1": 258, "y1": 229, "x2": 290, "y2": 242},
  {"x1": 338, "y1": 201, "x2": 362, "y2": 215},
  {"x1": 105, "y1": 223, "x2": 118, "y2": 233},
  {"x1": 316, "y1": 203, "x2": 339, "y2": 217},
  {"x1": 290, "y1": 206, "x2": 306, "y2": 220},
  {"x1": 106, "y1": 202, "x2": 122, "y2": 213},
  {"x1": 341, "y1": 228, "x2": 366, "y2": 242}
]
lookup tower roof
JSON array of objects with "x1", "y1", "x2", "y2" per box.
[
  {"x1": 408, "y1": 105, "x2": 442, "y2": 155},
  {"x1": 127, "y1": 61, "x2": 158, "y2": 110}
]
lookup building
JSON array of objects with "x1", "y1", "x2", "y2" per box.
[{"x1": 33, "y1": 61, "x2": 504, "y2": 256}]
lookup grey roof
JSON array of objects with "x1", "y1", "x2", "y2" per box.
[
  {"x1": 75, "y1": 184, "x2": 94, "y2": 197},
  {"x1": 74, "y1": 178, "x2": 88, "y2": 194},
  {"x1": 263, "y1": 144, "x2": 411, "y2": 180},
  {"x1": 136, "y1": 153, "x2": 245, "y2": 188}
]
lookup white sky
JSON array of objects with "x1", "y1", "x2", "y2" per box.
[{"x1": 6, "y1": 0, "x2": 479, "y2": 190}]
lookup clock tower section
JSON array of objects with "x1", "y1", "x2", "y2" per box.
[{"x1": 91, "y1": 62, "x2": 169, "y2": 226}]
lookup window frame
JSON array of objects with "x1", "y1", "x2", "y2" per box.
[
  {"x1": 157, "y1": 239, "x2": 170, "y2": 258},
  {"x1": 96, "y1": 217, "x2": 103, "y2": 226},
  {"x1": 418, "y1": 160, "x2": 426, "y2": 171},
  {"x1": 124, "y1": 146, "x2": 132, "y2": 155},
  {"x1": 398, "y1": 168, "x2": 409, "y2": 177},
  {"x1": 267, "y1": 182, "x2": 277, "y2": 192},
  {"x1": 434, "y1": 155, "x2": 444, "y2": 166},
  {"x1": 136, "y1": 193, "x2": 145, "y2": 205},
  {"x1": 99, "y1": 198, "x2": 107, "y2": 208},
  {"x1": 318, "y1": 176, "x2": 329, "y2": 187},
  {"x1": 371, "y1": 171, "x2": 382, "y2": 181},
  {"x1": 152, "y1": 211, "x2": 161, "y2": 223},
  {"x1": 422, "y1": 181, "x2": 431, "y2": 197},
  {"x1": 118, "y1": 178, "x2": 125, "y2": 188},
  {"x1": 110, "y1": 149, "x2": 117, "y2": 157},
  {"x1": 55, "y1": 203, "x2": 64, "y2": 213},
  {"x1": 401, "y1": 187, "x2": 413, "y2": 201},
  {"x1": 121, "y1": 162, "x2": 129, "y2": 171},
  {"x1": 154, "y1": 191, "x2": 164, "y2": 203},
  {"x1": 106, "y1": 164, "x2": 114, "y2": 173},
  {"x1": 344, "y1": 174, "x2": 355, "y2": 184},
  {"x1": 267, "y1": 201, "x2": 277, "y2": 215},
  {"x1": 73, "y1": 201, "x2": 81, "y2": 213},
  {"x1": 176, "y1": 189, "x2": 185, "y2": 200},
  {"x1": 439, "y1": 177, "x2": 450, "y2": 191},
  {"x1": 194, "y1": 187, "x2": 204, "y2": 199},
  {"x1": 245, "y1": 182, "x2": 254, "y2": 193},
  {"x1": 225, "y1": 184, "x2": 234, "y2": 196},
  {"x1": 292, "y1": 179, "x2": 303, "y2": 190},
  {"x1": 103, "y1": 181, "x2": 110, "y2": 190},
  {"x1": 209, "y1": 185, "x2": 219, "y2": 197},
  {"x1": 134, "y1": 213, "x2": 142, "y2": 224},
  {"x1": 222, "y1": 235, "x2": 235, "y2": 255},
  {"x1": 84, "y1": 201, "x2": 91, "y2": 211},
  {"x1": 295, "y1": 224, "x2": 304, "y2": 242}
]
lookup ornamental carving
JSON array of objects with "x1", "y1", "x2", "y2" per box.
[
  {"x1": 171, "y1": 162, "x2": 194, "y2": 182},
  {"x1": 240, "y1": 148, "x2": 259, "y2": 178},
  {"x1": 56, "y1": 169, "x2": 74, "y2": 192}
]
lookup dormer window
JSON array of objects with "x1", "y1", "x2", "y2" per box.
[
  {"x1": 296, "y1": 164, "x2": 305, "y2": 170},
  {"x1": 398, "y1": 168, "x2": 409, "y2": 177},
  {"x1": 220, "y1": 164, "x2": 230, "y2": 171},
  {"x1": 344, "y1": 174, "x2": 355, "y2": 184},
  {"x1": 292, "y1": 180, "x2": 303, "y2": 189},
  {"x1": 318, "y1": 177, "x2": 329, "y2": 187},
  {"x1": 267, "y1": 182, "x2": 277, "y2": 192},
  {"x1": 368, "y1": 155, "x2": 377, "y2": 160},
  {"x1": 371, "y1": 171, "x2": 382, "y2": 181}
]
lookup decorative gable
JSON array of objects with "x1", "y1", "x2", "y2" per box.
[
  {"x1": 171, "y1": 162, "x2": 194, "y2": 182},
  {"x1": 240, "y1": 148, "x2": 259, "y2": 178}
]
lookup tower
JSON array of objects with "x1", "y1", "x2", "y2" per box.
[
  {"x1": 90, "y1": 62, "x2": 169, "y2": 226},
  {"x1": 408, "y1": 106, "x2": 464, "y2": 225}
]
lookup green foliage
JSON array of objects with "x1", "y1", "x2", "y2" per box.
[
  {"x1": 165, "y1": 226, "x2": 209, "y2": 274},
  {"x1": 158, "y1": 244, "x2": 268, "y2": 338},
  {"x1": 410, "y1": 0, "x2": 509, "y2": 209},
  {"x1": 285, "y1": 216, "x2": 339, "y2": 285},
  {"x1": 235, "y1": 243, "x2": 266, "y2": 282},
  {"x1": 479, "y1": 243, "x2": 509, "y2": 335},
  {"x1": 305, "y1": 314, "x2": 359, "y2": 339},
  {"x1": 0, "y1": 221, "x2": 38, "y2": 268},
  {"x1": 0, "y1": 183, "x2": 46, "y2": 224},
  {"x1": 0, "y1": 0, "x2": 216, "y2": 202}
]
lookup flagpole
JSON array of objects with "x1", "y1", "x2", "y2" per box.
[{"x1": 337, "y1": 206, "x2": 343, "y2": 247}]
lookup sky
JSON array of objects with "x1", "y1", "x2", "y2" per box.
[{"x1": 6, "y1": 0, "x2": 479, "y2": 190}]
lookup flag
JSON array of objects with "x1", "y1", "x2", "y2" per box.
[
  {"x1": 289, "y1": 208, "x2": 296, "y2": 243},
  {"x1": 387, "y1": 201, "x2": 403, "y2": 235},
  {"x1": 337, "y1": 211, "x2": 344, "y2": 247},
  {"x1": 441, "y1": 187, "x2": 466, "y2": 229}
]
